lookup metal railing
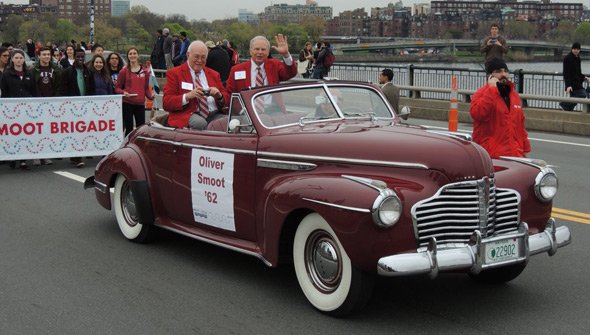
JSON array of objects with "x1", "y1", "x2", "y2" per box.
[
  {"x1": 327, "y1": 63, "x2": 586, "y2": 111},
  {"x1": 154, "y1": 63, "x2": 589, "y2": 112}
]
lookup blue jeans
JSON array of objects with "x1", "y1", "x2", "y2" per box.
[{"x1": 311, "y1": 67, "x2": 324, "y2": 79}]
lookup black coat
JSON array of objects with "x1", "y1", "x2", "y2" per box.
[
  {"x1": 0, "y1": 67, "x2": 37, "y2": 98},
  {"x1": 62, "y1": 66, "x2": 90, "y2": 96},
  {"x1": 206, "y1": 46, "x2": 231, "y2": 84},
  {"x1": 563, "y1": 52, "x2": 585, "y2": 91}
]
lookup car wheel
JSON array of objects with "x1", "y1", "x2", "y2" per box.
[
  {"x1": 469, "y1": 262, "x2": 527, "y2": 284},
  {"x1": 293, "y1": 213, "x2": 374, "y2": 317},
  {"x1": 113, "y1": 174, "x2": 154, "y2": 243}
]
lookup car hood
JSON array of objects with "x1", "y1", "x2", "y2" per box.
[{"x1": 258, "y1": 122, "x2": 493, "y2": 182}]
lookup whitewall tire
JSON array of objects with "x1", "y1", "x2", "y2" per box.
[{"x1": 293, "y1": 213, "x2": 373, "y2": 316}]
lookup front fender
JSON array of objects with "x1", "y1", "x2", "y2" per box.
[
  {"x1": 93, "y1": 146, "x2": 148, "y2": 210},
  {"x1": 260, "y1": 175, "x2": 383, "y2": 268}
]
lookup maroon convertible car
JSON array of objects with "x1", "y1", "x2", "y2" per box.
[{"x1": 85, "y1": 80, "x2": 571, "y2": 316}]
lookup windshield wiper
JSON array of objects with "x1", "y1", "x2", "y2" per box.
[
  {"x1": 342, "y1": 111, "x2": 375, "y2": 120},
  {"x1": 298, "y1": 116, "x2": 332, "y2": 126}
]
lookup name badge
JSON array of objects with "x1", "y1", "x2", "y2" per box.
[
  {"x1": 181, "y1": 82, "x2": 193, "y2": 90},
  {"x1": 234, "y1": 71, "x2": 246, "y2": 80}
]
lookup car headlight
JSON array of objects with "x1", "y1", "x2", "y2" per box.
[
  {"x1": 534, "y1": 168, "x2": 558, "y2": 202},
  {"x1": 372, "y1": 190, "x2": 402, "y2": 228}
]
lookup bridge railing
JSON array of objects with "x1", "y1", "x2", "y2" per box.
[
  {"x1": 326, "y1": 63, "x2": 581, "y2": 111},
  {"x1": 154, "y1": 63, "x2": 587, "y2": 112}
]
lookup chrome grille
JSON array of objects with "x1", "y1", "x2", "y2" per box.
[{"x1": 411, "y1": 178, "x2": 520, "y2": 248}]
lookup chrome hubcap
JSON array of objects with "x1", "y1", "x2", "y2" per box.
[
  {"x1": 121, "y1": 182, "x2": 139, "y2": 226},
  {"x1": 305, "y1": 230, "x2": 342, "y2": 293}
]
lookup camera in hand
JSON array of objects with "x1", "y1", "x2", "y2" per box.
[
  {"x1": 202, "y1": 88, "x2": 210, "y2": 96},
  {"x1": 490, "y1": 38, "x2": 497, "y2": 44}
]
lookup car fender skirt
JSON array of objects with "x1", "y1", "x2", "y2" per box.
[
  {"x1": 129, "y1": 180, "x2": 155, "y2": 226},
  {"x1": 377, "y1": 219, "x2": 571, "y2": 278}
]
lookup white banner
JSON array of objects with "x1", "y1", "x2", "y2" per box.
[
  {"x1": 0, "y1": 95, "x2": 123, "y2": 161},
  {"x1": 191, "y1": 148, "x2": 235, "y2": 232}
]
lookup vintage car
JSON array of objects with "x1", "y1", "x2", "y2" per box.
[{"x1": 85, "y1": 80, "x2": 571, "y2": 316}]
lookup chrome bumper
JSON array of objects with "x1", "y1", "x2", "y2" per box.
[{"x1": 377, "y1": 218, "x2": 571, "y2": 278}]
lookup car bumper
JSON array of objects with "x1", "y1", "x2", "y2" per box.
[{"x1": 377, "y1": 218, "x2": 571, "y2": 277}]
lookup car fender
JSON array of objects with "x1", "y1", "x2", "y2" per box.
[
  {"x1": 260, "y1": 175, "x2": 382, "y2": 267},
  {"x1": 94, "y1": 146, "x2": 149, "y2": 211}
]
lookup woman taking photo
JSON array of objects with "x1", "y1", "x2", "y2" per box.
[
  {"x1": 59, "y1": 44, "x2": 76, "y2": 69},
  {"x1": 298, "y1": 42, "x2": 314, "y2": 79},
  {"x1": 106, "y1": 51, "x2": 123, "y2": 86},
  {"x1": 115, "y1": 47, "x2": 154, "y2": 135},
  {"x1": 88, "y1": 54, "x2": 114, "y2": 95},
  {"x1": 1, "y1": 49, "x2": 37, "y2": 170}
]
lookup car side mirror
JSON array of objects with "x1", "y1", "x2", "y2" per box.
[
  {"x1": 228, "y1": 117, "x2": 254, "y2": 133},
  {"x1": 398, "y1": 106, "x2": 411, "y2": 120}
]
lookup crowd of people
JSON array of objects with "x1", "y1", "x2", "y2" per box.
[{"x1": 0, "y1": 40, "x2": 155, "y2": 170}]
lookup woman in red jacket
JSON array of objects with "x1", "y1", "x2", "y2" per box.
[{"x1": 115, "y1": 47, "x2": 154, "y2": 135}]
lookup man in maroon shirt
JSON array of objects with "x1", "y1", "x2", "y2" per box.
[{"x1": 31, "y1": 46, "x2": 63, "y2": 165}]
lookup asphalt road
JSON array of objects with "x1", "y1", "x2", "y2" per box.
[{"x1": 1, "y1": 121, "x2": 588, "y2": 334}]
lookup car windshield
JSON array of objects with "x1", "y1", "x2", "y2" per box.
[{"x1": 253, "y1": 85, "x2": 394, "y2": 128}]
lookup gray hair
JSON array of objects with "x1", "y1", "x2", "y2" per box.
[{"x1": 250, "y1": 36, "x2": 270, "y2": 50}]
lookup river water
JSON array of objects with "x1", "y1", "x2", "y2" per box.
[{"x1": 377, "y1": 62, "x2": 590, "y2": 74}]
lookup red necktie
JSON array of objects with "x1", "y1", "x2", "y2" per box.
[
  {"x1": 194, "y1": 72, "x2": 209, "y2": 117},
  {"x1": 256, "y1": 66, "x2": 264, "y2": 87},
  {"x1": 254, "y1": 66, "x2": 265, "y2": 111}
]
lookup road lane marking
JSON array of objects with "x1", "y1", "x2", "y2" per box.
[
  {"x1": 553, "y1": 207, "x2": 590, "y2": 218},
  {"x1": 552, "y1": 213, "x2": 590, "y2": 224},
  {"x1": 421, "y1": 125, "x2": 590, "y2": 148},
  {"x1": 552, "y1": 207, "x2": 590, "y2": 224},
  {"x1": 54, "y1": 171, "x2": 87, "y2": 183}
]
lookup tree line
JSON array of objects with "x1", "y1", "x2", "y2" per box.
[{"x1": 0, "y1": 5, "x2": 325, "y2": 57}]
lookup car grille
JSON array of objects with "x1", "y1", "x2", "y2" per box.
[{"x1": 411, "y1": 177, "x2": 520, "y2": 248}]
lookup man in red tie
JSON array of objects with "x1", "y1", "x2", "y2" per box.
[
  {"x1": 163, "y1": 41, "x2": 229, "y2": 129},
  {"x1": 226, "y1": 34, "x2": 298, "y2": 95}
]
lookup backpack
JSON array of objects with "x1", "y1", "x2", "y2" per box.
[{"x1": 324, "y1": 50, "x2": 335, "y2": 69}]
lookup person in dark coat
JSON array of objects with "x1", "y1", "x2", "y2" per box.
[
  {"x1": 0, "y1": 49, "x2": 37, "y2": 170},
  {"x1": 560, "y1": 42, "x2": 588, "y2": 111},
  {"x1": 205, "y1": 41, "x2": 231, "y2": 86},
  {"x1": 62, "y1": 49, "x2": 90, "y2": 168}
]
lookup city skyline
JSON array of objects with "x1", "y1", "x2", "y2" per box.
[{"x1": 6, "y1": 0, "x2": 589, "y2": 21}]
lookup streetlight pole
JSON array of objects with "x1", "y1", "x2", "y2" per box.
[{"x1": 90, "y1": 0, "x2": 95, "y2": 46}]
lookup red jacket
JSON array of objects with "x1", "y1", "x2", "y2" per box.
[
  {"x1": 163, "y1": 63, "x2": 229, "y2": 128},
  {"x1": 115, "y1": 65, "x2": 154, "y2": 105},
  {"x1": 226, "y1": 58, "x2": 297, "y2": 94},
  {"x1": 470, "y1": 81, "x2": 531, "y2": 158}
]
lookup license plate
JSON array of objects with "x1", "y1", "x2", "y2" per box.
[{"x1": 484, "y1": 238, "x2": 520, "y2": 264}]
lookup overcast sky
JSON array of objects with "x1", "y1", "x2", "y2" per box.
[{"x1": 10, "y1": 0, "x2": 589, "y2": 21}]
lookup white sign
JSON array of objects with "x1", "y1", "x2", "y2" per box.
[
  {"x1": 0, "y1": 95, "x2": 123, "y2": 161},
  {"x1": 191, "y1": 149, "x2": 235, "y2": 231}
]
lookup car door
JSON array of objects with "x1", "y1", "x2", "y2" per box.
[{"x1": 167, "y1": 98, "x2": 259, "y2": 242}]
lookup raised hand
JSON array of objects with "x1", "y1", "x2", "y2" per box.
[{"x1": 271, "y1": 34, "x2": 290, "y2": 56}]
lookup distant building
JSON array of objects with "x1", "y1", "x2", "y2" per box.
[
  {"x1": 111, "y1": 0, "x2": 129, "y2": 17},
  {"x1": 238, "y1": 8, "x2": 258, "y2": 23},
  {"x1": 325, "y1": 8, "x2": 368, "y2": 37},
  {"x1": 29, "y1": 0, "x2": 112, "y2": 19},
  {"x1": 413, "y1": 3, "x2": 430, "y2": 16},
  {"x1": 260, "y1": 2, "x2": 332, "y2": 24},
  {"x1": 0, "y1": 3, "x2": 57, "y2": 31}
]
